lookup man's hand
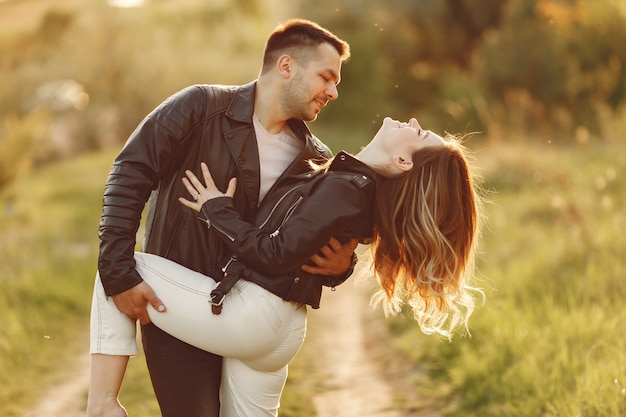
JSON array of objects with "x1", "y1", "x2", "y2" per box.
[
  {"x1": 301, "y1": 237, "x2": 358, "y2": 276},
  {"x1": 111, "y1": 281, "x2": 166, "y2": 325}
]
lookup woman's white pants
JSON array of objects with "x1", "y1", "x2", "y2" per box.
[{"x1": 90, "y1": 252, "x2": 307, "y2": 417}]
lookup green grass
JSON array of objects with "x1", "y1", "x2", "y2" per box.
[
  {"x1": 0, "y1": 149, "x2": 110, "y2": 415},
  {"x1": 383, "y1": 138, "x2": 626, "y2": 416},
  {"x1": 0, "y1": 147, "x2": 162, "y2": 416}
]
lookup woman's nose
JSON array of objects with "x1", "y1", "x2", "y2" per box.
[{"x1": 409, "y1": 118, "x2": 422, "y2": 130}]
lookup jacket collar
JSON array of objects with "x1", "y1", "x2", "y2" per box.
[
  {"x1": 225, "y1": 80, "x2": 256, "y2": 122},
  {"x1": 328, "y1": 151, "x2": 380, "y2": 181}
]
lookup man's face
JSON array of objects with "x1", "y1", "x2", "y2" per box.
[{"x1": 281, "y1": 43, "x2": 342, "y2": 122}]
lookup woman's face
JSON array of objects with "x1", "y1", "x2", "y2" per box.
[{"x1": 378, "y1": 117, "x2": 445, "y2": 152}]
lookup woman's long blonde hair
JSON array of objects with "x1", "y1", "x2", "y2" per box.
[{"x1": 369, "y1": 135, "x2": 482, "y2": 339}]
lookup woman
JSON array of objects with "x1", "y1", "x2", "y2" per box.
[{"x1": 87, "y1": 117, "x2": 482, "y2": 417}]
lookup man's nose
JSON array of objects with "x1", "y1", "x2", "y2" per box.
[{"x1": 326, "y1": 83, "x2": 339, "y2": 100}]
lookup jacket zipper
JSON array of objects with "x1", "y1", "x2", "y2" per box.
[
  {"x1": 204, "y1": 182, "x2": 308, "y2": 242},
  {"x1": 269, "y1": 196, "x2": 304, "y2": 238},
  {"x1": 198, "y1": 216, "x2": 236, "y2": 242},
  {"x1": 257, "y1": 183, "x2": 307, "y2": 230}
]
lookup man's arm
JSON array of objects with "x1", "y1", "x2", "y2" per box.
[{"x1": 99, "y1": 86, "x2": 207, "y2": 317}]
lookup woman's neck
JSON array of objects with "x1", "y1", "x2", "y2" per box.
[{"x1": 355, "y1": 144, "x2": 390, "y2": 175}]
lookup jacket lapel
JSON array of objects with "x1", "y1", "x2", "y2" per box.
[{"x1": 223, "y1": 81, "x2": 260, "y2": 214}]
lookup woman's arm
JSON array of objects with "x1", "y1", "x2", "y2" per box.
[{"x1": 180, "y1": 163, "x2": 368, "y2": 275}]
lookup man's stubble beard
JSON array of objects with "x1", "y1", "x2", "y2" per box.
[{"x1": 281, "y1": 70, "x2": 317, "y2": 122}]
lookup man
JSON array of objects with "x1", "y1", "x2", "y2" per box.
[{"x1": 96, "y1": 19, "x2": 355, "y2": 417}]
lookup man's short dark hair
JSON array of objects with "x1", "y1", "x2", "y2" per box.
[{"x1": 261, "y1": 18, "x2": 350, "y2": 72}]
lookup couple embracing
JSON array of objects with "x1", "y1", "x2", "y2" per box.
[{"x1": 87, "y1": 18, "x2": 483, "y2": 417}]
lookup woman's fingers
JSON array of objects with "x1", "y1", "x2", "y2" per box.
[
  {"x1": 225, "y1": 177, "x2": 237, "y2": 198},
  {"x1": 184, "y1": 169, "x2": 206, "y2": 193},
  {"x1": 181, "y1": 176, "x2": 199, "y2": 197},
  {"x1": 184, "y1": 163, "x2": 219, "y2": 195},
  {"x1": 180, "y1": 163, "x2": 236, "y2": 210},
  {"x1": 178, "y1": 196, "x2": 199, "y2": 211},
  {"x1": 201, "y1": 162, "x2": 218, "y2": 190}
]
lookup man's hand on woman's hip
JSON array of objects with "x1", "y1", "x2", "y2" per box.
[{"x1": 112, "y1": 281, "x2": 166, "y2": 325}]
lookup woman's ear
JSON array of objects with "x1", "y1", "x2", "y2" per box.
[{"x1": 393, "y1": 155, "x2": 413, "y2": 172}]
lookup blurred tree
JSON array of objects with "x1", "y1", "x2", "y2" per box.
[
  {"x1": 2, "y1": 0, "x2": 626, "y2": 178},
  {"x1": 234, "y1": 0, "x2": 263, "y2": 17},
  {"x1": 394, "y1": 0, "x2": 504, "y2": 68},
  {"x1": 37, "y1": 9, "x2": 74, "y2": 44},
  {"x1": 0, "y1": 0, "x2": 292, "y2": 193},
  {"x1": 381, "y1": 0, "x2": 505, "y2": 131},
  {"x1": 299, "y1": 0, "x2": 626, "y2": 138},
  {"x1": 473, "y1": 0, "x2": 567, "y2": 104},
  {"x1": 473, "y1": 0, "x2": 626, "y2": 136},
  {"x1": 0, "y1": 110, "x2": 50, "y2": 191},
  {"x1": 563, "y1": 1, "x2": 626, "y2": 111}
]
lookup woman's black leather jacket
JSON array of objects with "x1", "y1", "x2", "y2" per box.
[{"x1": 200, "y1": 152, "x2": 378, "y2": 308}]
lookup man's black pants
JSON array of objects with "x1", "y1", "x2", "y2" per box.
[{"x1": 142, "y1": 323, "x2": 222, "y2": 417}]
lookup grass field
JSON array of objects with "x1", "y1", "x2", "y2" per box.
[
  {"x1": 385, "y1": 138, "x2": 626, "y2": 416},
  {"x1": 0, "y1": 149, "x2": 111, "y2": 416},
  {"x1": 1, "y1": 135, "x2": 625, "y2": 416},
  {"x1": 0, "y1": 147, "x2": 163, "y2": 416}
]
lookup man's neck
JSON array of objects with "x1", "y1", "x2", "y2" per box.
[
  {"x1": 254, "y1": 109, "x2": 288, "y2": 134},
  {"x1": 254, "y1": 78, "x2": 288, "y2": 134}
]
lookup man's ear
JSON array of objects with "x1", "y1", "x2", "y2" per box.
[
  {"x1": 277, "y1": 55, "x2": 293, "y2": 78},
  {"x1": 392, "y1": 155, "x2": 413, "y2": 172}
]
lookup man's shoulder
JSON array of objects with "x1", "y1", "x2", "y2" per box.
[
  {"x1": 167, "y1": 82, "x2": 255, "y2": 118},
  {"x1": 190, "y1": 83, "x2": 240, "y2": 96},
  {"x1": 169, "y1": 83, "x2": 241, "y2": 106}
]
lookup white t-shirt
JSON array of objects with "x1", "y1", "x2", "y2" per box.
[{"x1": 253, "y1": 113, "x2": 304, "y2": 203}]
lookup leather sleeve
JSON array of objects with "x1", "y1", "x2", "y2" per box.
[
  {"x1": 97, "y1": 85, "x2": 208, "y2": 296},
  {"x1": 200, "y1": 176, "x2": 369, "y2": 276}
]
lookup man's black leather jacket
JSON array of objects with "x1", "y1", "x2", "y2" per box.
[
  {"x1": 200, "y1": 152, "x2": 377, "y2": 308},
  {"x1": 98, "y1": 81, "x2": 334, "y2": 296}
]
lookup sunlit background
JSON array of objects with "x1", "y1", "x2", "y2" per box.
[{"x1": 1, "y1": 0, "x2": 625, "y2": 416}]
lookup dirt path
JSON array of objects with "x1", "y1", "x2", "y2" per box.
[
  {"x1": 307, "y1": 277, "x2": 404, "y2": 417},
  {"x1": 23, "y1": 343, "x2": 91, "y2": 417}
]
